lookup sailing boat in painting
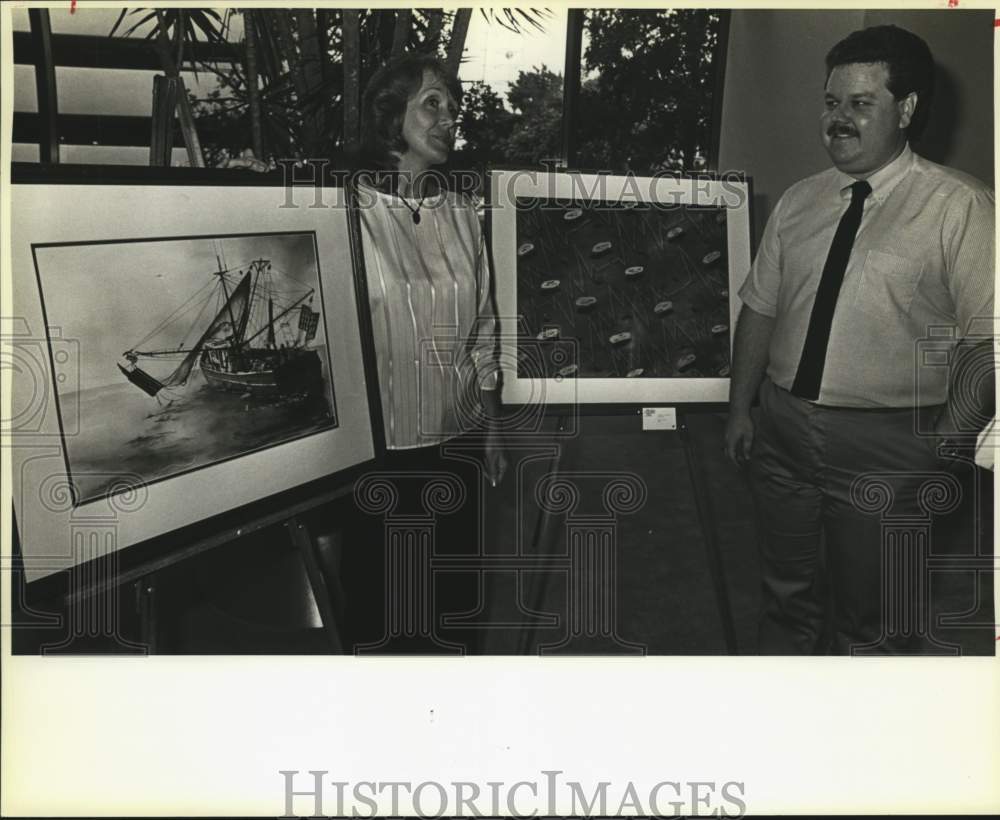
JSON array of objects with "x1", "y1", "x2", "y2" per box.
[
  {"x1": 119, "y1": 256, "x2": 324, "y2": 401},
  {"x1": 33, "y1": 232, "x2": 337, "y2": 506}
]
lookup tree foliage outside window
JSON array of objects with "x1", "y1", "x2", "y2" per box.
[
  {"x1": 141, "y1": 8, "x2": 721, "y2": 173},
  {"x1": 456, "y1": 9, "x2": 722, "y2": 173},
  {"x1": 579, "y1": 9, "x2": 721, "y2": 172},
  {"x1": 186, "y1": 8, "x2": 466, "y2": 166}
]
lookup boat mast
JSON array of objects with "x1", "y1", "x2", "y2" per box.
[
  {"x1": 216, "y1": 253, "x2": 241, "y2": 353},
  {"x1": 240, "y1": 290, "x2": 316, "y2": 347},
  {"x1": 248, "y1": 259, "x2": 262, "y2": 338},
  {"x1": 268, "y1": 297, "x2": 276, "y2": 349},
  {"x1": 254, "y1": 258, "x2": 276, "y2": 349}
]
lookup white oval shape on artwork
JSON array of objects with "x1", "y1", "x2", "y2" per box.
[
  {"x1": 624, "y1": 265, "x2": 644, "y2": 278},
  {"x1": 711, "y1": 323, "x2": 728, "y2": 335},
  {"x1": 592, "y1": 241, "x2": 612, "y2": 255},
  {"x1": 718, "y1": 366, "x2": 731, "y2": 377},
  {"x1": 537, "y1": 327, "x2": 561, "y2": 340},
  {"x1": 564, "y1": 208, "x2": 583, "y2": 221},
  {"x1": 720, "y1": 288, "x2": 729, "y2": 298},
  {"x1": 517, "y1": 242, "x2": 535, "y2": 257},
  {"x1": 609, "y1": 331, "x2": 632, "y2": 345},
  {"x1": 541, "y1": 279, "x2": 561, "y2": 290},
  {"x1": 677, "y1": 353, "x2": 697, "y2": 370},
  {"x1": 626, "y1": 368, "x2": 644, "y2": 378},
  {"x1": 667, "y1": 226, "x2": 685, "y2": 240},
  {"x1": 702, "y1": 250, "x2": 722, "y2": 266},
  {"x1": 557, "y1": 364, "x2": 578, "y2": 378},
  {"x1": 575, "y1": 295, "x2": 597, "y2": 308},
  {"x1": 654, "y1": 300, "x2": 674, "y2": 315}
]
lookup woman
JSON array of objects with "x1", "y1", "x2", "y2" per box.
[
  {"x1": 355, "y1": 53, "x2": 505, "y2": 477},
  {"x1": 345, "y1": 54, "x2": 507, "y2": 652}
]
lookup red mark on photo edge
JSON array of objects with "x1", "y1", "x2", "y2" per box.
[{"x1": 947, "y1": 0, "x2": 958, "y2": 7}]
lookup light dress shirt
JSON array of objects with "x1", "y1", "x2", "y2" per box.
[
  {"x1": 739, "y1": 144, "x2": 994, "y2": 407},
  {"x1": 357, "y1": 185, "x2": 498, "y2": 449}
]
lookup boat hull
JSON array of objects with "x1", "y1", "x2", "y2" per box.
[{"x1": 200, "y1": 347, "x2": 323, "y2": 398}]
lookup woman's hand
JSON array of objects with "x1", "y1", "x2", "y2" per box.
[
  {"x1": 479, "y1": 387, "x2": 507, "y2": 487},
  {"x1": 484, "y1": 427, "x2": 508, "y2": 488}
]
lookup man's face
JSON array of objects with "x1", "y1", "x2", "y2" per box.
[{"x1": 821, "y1": 61, "x2": 915, "y2": 178}]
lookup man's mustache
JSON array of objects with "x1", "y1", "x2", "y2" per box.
[{"x1": 827, "y1": 123, "x2": 858, "y2": 138}]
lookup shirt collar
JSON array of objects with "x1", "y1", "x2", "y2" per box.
[{"x1": 836, "y1": 143, "x2": 914, "y2": 203}]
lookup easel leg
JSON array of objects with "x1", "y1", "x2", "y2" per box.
[
  {"x1": 517, "y1": 415, "x2": 568, "y2": 654},
  {"x1": 286, "y1": 516, "x2": 345, "y2": 653},
  {"x1": 134, "y1": 575, "x2": 158, "y2": 654},
  {"x1": 678, "y1": 411, "x2": 739, "y2": 654}
]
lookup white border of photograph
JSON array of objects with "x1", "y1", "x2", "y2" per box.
[
  {"x1": 10, "y1": 183, "x2": 374, "y2": 583},
  {"x1": 490, "y1": 170, "x2": 753, "y2": 404}
]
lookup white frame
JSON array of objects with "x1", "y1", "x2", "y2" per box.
[
  {"x1": 490, "y1": 170, "x2": 753, "y2": 404},
  {"x1": 8, "y1": 183, "x2": 375, "y2": 583}
]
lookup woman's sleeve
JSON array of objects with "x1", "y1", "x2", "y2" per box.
[{"x1": 470, "y1": 205, "x2": 499, "y2": 392}]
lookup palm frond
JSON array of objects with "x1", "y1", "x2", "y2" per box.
[{"x1": 478, "y1": 8, "x2": 552, "y2": 35}]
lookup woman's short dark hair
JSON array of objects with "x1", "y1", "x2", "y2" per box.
[
  {"x1": 360, "y1": 53, "x2": 462, "y2": 169},
  {"x1": 825, "y1": 24, "x2": 935, "y2": 139}
]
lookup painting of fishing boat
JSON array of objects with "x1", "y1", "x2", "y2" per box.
[
  {"x1": 118, "y1": 256, "x2": 325, "y2": 401},
  {"x1": 32, "y1": 231, "x2": 337, "y2": 505}
]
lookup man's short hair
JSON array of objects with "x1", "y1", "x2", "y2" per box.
[
  {"x1": 360, "y1": 53, "x2": 462, "y2": 169},
  {"x1": 825, "y1": 24, "x2": 935, "y2": 139}
]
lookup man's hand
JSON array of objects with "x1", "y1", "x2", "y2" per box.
[
  {"x1": 725, "y1": 411, "x2": 755, "y2": 466},
  {"x1": 928, "y1": 406, "x2": 976, "y2": 467},
  {"x1": 725, "y1": 306, "x2": 774, "y2": 468}
]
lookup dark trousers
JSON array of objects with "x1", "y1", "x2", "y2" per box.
[
  {"x1": 749, "y1": 378, "x2": 945, "y2": 654},
  {"x1": 340, "y1": 439, "x2": 487, "y2": 653}
]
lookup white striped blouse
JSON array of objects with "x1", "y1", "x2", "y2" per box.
[{"x1": 356, "y1": 186, "x2": 498, "y2": 449}]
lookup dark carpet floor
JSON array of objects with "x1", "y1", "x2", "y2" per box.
[{"x1": 13, "y1": 412, "x2": 995, "y2": 655}]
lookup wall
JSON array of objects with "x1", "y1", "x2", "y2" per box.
[
  {"x1": 865, "y1": 8, "x2": 995, "y2": 187},
  {"x1": 719, "y1": 9, "x2": 995, "y2": 244}
]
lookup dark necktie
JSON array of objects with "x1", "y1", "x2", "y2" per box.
[{"x1": 790, "y1": 179, "x2": 872, "y2": 400}]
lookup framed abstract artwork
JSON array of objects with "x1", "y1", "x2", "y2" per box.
[
  {"x1": 8, "y1": 181, "x2": 377, "y2": 583},
  {"x1": 489, "y1": 170, "x2": 753, "y2": 405}
]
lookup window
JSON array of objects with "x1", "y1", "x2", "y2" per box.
[
  {"x1": 456, "y1": 8, "x2": 566, "y2": 168},
  {"x1": 12, "y1": 8, "x2": 727, "y2": 173},
  {"x1": 577, "y1": 9, "x2": 727, "y2": 173}
]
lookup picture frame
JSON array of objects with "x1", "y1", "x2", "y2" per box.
[
  {"x1": 9, "y1": 177, "x2": 378, "y2": 584},
  {"x1": 489, "y1": 170, "x2": 753, "y2": 405}
]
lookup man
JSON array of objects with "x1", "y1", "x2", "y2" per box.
[{"x1": 725, "y1": 25, "x2": 995, "y2": 654}]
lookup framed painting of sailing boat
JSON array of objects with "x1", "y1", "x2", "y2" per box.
[
  {"x1": 9, "y1": 183, "x2": 377, "y2": 584},
  {"x1": 489, "y1": 170, "x2": 753, "y2": 406}
]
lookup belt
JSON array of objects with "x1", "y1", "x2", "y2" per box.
[{"x1": 770, "y1": 381, "x2": 943, "y2": 413}]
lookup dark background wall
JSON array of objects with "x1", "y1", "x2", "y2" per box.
[{"x1": 719, "y1": 9, "x2": 995, "y2": 242}]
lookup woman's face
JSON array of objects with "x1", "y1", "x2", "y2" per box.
[{"x1": 396, "y1": 69, "x2": 459, "y2": 174}]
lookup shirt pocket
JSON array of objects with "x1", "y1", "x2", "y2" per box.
[{"x1": 854, "y1": 250, "x2": 925, "y2": 318}]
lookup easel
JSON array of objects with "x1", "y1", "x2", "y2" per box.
[
  {"x1": 129, "y1": 495, "x2": 355, "y2": 654},
  {"x1": 19, "y1": 477, "x2": 363, "y2": 656},
  {"x1": 516, "y1": 406, "x2": 739, "y2": 655},
  {"x1": 11, "y1": 67, "x2": 382, "y2": 652},
  {"x1": 677, "y1": 407, "x2": 739, "y2": 653}
]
